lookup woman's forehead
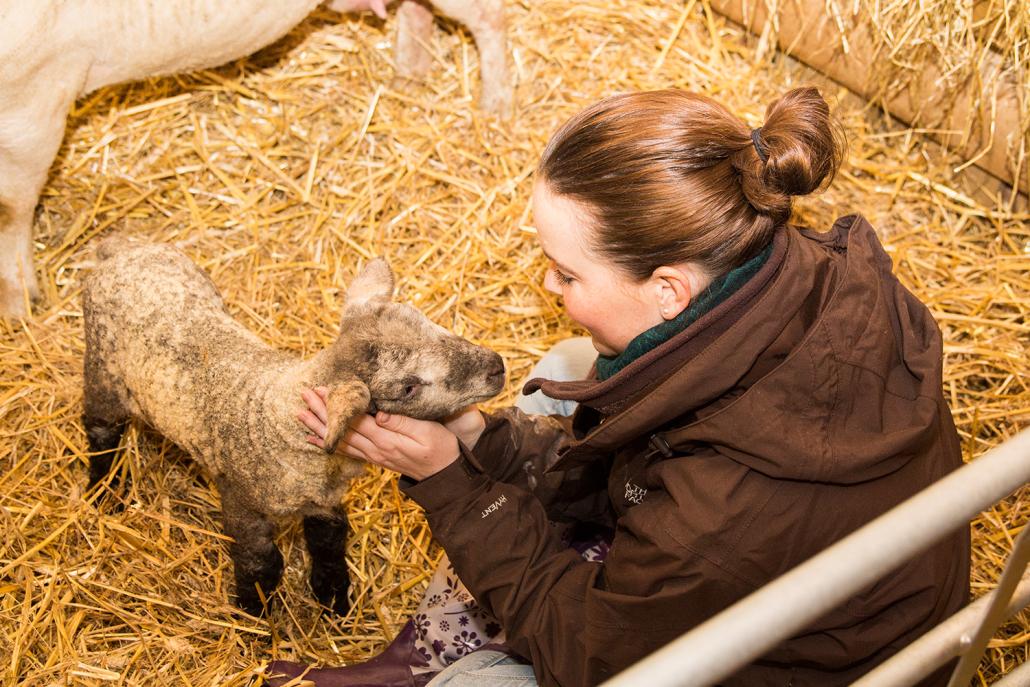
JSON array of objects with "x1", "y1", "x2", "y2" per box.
[{"x1": 532, "y1": 183, "x2": 591, "y2": 260}]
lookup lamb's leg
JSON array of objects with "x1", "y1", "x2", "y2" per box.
[
  {"x1": 220, "y1": 487, "x2": 284, "y2": 617},
  {"x1": 83, "y1": 358, "x2": 129, "y2": 493},
  {"x1": 84, "y1": 417, "x2": 128, "y2": 491},
  {"x1": 0, "y1": 96, "x2": 74, "y2": 318},
  {"x1": 303, "y1": 509, "x2": 351, "y2": 615},
  {"x1": 395, "y1": 0, "x2": 435, "y2": 80},
  {"x1": 427, "y1": 0, "x2": 512, "y2": 115},
  {"x1": 82, "y1": 304, "x2": 131, "y2": 492}
]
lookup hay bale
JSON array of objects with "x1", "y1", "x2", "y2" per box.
[
  {"x1": 709, "y1": 0, "x2": 1030, "y2": 194},
  {"x1": 0, "y1": 1, "x2": 1026, "y2": 683}
]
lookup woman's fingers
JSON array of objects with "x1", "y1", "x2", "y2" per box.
[
  {"x1": 373, "y1": 412, "x2": 423, "y2": 440},
  {"x1": 301, "y1": 416, "x2": 373, "y2": 459},
  {"x1": 298, "y1": 408, "x2": 326, "y2": 438},
  {"x1": 307, "y1": 432, "x2": 370, "y2": 461},
  {"x1": 300, "y1": 405, "x2": 457, "y2": 480},
  {"x1": 342, "y1": 428, "x2": 379, "y2": 460},
  {"x1": 301, "y1": 388, "x2": 329, "y2": 425},
  {"x1": 299, "y1": 388, "x2": 398, "y2": 466}
]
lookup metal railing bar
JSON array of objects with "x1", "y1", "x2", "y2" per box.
[
  {"x1": 600, "y1": 428, "x2": 1030, "y2": 687},
  {"x1": 947, "y1": 525, "x2": 1030, "y2": 686},
  {"x1": 992, "y1": 657, "x2": 1030, "y2": 687},
  {"x1": 853, "y1": 570, "x2": 1030, "y2": 687}
]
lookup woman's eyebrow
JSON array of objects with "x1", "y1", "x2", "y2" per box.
[{"x1": 542, "y1": 250, "x2": 579, "y2": 277}]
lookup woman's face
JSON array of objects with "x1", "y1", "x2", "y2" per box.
[{"x1": 531, "y1": 181, "x2": 664, "y2": 357}]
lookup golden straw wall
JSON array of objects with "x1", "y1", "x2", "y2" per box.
[{"x1": 0, "y1": 1, "x2": 1027, "y2": 684}]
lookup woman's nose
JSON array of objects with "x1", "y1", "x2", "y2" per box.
[{"x1": 543, "y1": 268, "x2": 561, "y2": 295}]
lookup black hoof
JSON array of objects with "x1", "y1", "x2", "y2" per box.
[
  {"x1": 310, "y1": 566, "x2": 350, "y2": 616},
  {"x1": 236, "y1": 591, "x2": 272, "y2": 618}
]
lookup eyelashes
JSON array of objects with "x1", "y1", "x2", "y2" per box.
[{"x1": 551, "y1": 266, "x2": 573, "y2": 286}]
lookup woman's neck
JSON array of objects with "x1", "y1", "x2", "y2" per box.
[{"x1": 596, "y1": 243, "x2": 774, "y2": 380}]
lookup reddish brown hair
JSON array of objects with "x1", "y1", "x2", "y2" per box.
[{"x1": 537, "y1": 87, "x2": 847, "y2": 280}]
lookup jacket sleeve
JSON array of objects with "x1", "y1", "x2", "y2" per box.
[
  {"x1": 401, "y1": 452, "x2": 751, "y2": 687},
  {"x1": 468, "y1": 407, "x2": 611, "y2": 525}
]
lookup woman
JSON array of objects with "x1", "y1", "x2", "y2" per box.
[{"x1": 299, "y1": 87, "x2": 969, "y2": 686}]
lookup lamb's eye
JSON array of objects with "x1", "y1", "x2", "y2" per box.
[{"x1": 403, "y1": 383, "x2": 421, "y2": 398}]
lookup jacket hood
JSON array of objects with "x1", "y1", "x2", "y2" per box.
[{"x1": 525, "y1": 215, "x2": 945, "y2": 484}]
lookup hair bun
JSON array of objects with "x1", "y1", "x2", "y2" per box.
[{"x1": 758, "y1": 87, "x2": 846, "y2": 198}]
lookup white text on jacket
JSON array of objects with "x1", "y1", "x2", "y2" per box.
[{"x1": 481, "y1": 494, "x2": 508, "y2": 518}]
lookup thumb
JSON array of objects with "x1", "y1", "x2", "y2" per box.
[
  {"x1": 375, "y1": 410, "x2": 418, "y2": 437},
  {"x1": 371, "y1": 0, "x2": 388, "y2": 19}
]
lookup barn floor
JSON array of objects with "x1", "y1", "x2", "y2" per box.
[{"x1": 1, "y1": 1, "x2": 1027, "y2": 684}]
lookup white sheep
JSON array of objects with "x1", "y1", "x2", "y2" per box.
[
  {"x1": 82, "y1": 237, "x2": 505, "y2": 615},
  {"x1": 0, "y1": 0, "x2": 512, "y2": 318}
]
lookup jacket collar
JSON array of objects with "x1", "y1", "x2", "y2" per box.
[{"x1": 524, "y1": 221, "x2": 828, "y2": 472}]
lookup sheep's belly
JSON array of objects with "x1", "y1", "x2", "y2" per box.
[
  {"x1": 205, "y1": 448, "x2": 366, "y2": 518},
  {"x1": 285, "y1": 456, "x2": 366, "y2": 518}
]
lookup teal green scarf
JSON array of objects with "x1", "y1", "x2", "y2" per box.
[{"x1": 595, "y1": 243, "x2": 773, "y2": 380}]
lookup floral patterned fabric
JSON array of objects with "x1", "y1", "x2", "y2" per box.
[
  {"x1": 412, "y1": 534, "x2": 611, "y2": 675},
  {"x1": 267, "y1": 534, "x2": 610, "y2": 687},
  {"x1": 410, "y1": 555, "x2": 507, "y2": 675}
]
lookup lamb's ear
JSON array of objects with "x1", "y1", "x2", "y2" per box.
[
  {"x1": 323, "y1": 379, "x2": 373, "y2": 455},
  {"x1": 343, "y1": 258, "x2": 395, "y2": 316}
]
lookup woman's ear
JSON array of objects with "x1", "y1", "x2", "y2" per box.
[{"x1": 651, "y1": 265, "x2": 698, "y2": 320}]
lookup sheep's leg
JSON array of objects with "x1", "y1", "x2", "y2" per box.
[
  {"x1": 0, "y1": 94, "x2": 75, "y2": 318},
  {"x1": 84, "y1": 417, "x2": 128, "y2": 492},
  {"x1": 82, "y1": 307, "x2": 131, "y2": 492},
  {"x1": 395, "y1": 0, "x2": 435, "y2": 80},
  {"x1": 220, "y1": 488, "x2": 284, "y2": 616},
  {"x1": 428, "y1": 0, "x2": 512, "y2": 115},
  {"x1": 0, "y1": 210, "x2": 38, "y2": 319},
  {"x1": 303, "y1": 510, "x2": 351, "y2": 615},
  {"x1": 83, "y1": 378, "x2": 128, "y2": 492}
]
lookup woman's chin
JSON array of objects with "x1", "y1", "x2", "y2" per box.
[{"x1": 590, "y1": 337, "x2": 619, "y2": 357}]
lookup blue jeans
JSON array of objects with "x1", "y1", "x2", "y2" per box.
[{"x1": 426, "y1": 650, "x2": 537, "y2": 686}]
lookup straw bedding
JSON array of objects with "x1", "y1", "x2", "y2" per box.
[{"x1": 1, "y1": 1, "x2": 1027, "y2": 684}]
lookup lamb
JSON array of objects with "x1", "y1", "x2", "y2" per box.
[
  {"x1": 0, "y1": 0, "x2": 512, "y2": 318},
  {"x1": 82, "y1": 237, "x2": 505, "y2": 616}
]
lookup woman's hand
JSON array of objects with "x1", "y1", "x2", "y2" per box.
[
  {"x1": 298, "y1": 387, "x2": 482, "y2": 481},
  {"x1": 441, "y1": 405, "x2": 487, "y2": 451}
]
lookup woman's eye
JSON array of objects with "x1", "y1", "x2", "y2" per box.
[{"x1": 552, "y1": 267, "x2": 573, "y2": 286}]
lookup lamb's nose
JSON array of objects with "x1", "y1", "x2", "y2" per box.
[{"x1": 487, "y1": 356, "x2": 505, "y2": 379}]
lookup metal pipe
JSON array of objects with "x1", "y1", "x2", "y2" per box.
[
  {"x1": 947, "y1": 526, "x2": 1030, "y2": 686},
  {"x1": 993, "y1": 658, "x2": 1030, "y2": 687},
  {"x1": 853, "y1": 570, "x2": 1030, "y2": 687},
  {"x1": 600, "y1": 428, "x2": 1030, "y2": 687}
]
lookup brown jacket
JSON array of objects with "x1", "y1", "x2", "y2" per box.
[{"x1": 402, "y1": 215, "x2": 970, "y2": 687}]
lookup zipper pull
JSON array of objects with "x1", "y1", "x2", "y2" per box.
[{"x1": 648, "y1": 433, "x2": 674, "y2": 458}]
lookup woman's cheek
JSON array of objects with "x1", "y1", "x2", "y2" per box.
[{"x1": 564, "y1": 295, "x2": 595, "y2": 332}]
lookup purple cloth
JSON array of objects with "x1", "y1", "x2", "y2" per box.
[{"x1": 267, "y1": 621, "x2": 433, "y2": 687}]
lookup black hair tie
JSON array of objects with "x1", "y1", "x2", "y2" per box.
[{"x1": 751, "y1": 128, "x2": 769, "y2": 163}]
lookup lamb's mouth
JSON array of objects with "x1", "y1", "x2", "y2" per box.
[
  {"x1": 462, "y1": 388, "x2": 504, "y2": 406},
  {"x1": 368, "y1": 385, "x2": 503, "y2": 419}
]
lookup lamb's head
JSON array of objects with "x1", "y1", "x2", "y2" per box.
[{"x1": 319, "y1": 259, "x2": 505, "y2": 451}]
